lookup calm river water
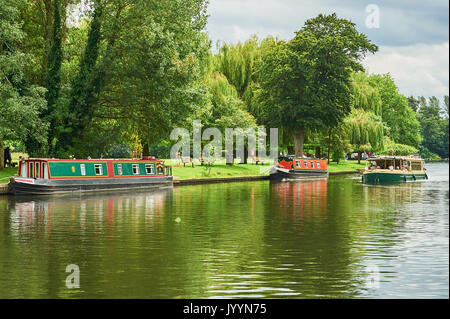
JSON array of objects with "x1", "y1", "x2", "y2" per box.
[{"x1": 0, "y1": 162, "x2": 448, "y2": 298}]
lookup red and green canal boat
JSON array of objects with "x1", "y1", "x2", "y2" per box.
[
  {"x1": 362, "y1": 156, "x2": 428, "y2": 184},
  {"x1": 9, "y1": 157, "x2": 173, "y2": 195},
  {"x1": 270, "y1": 156, "x2": 328, "y2": 180}
]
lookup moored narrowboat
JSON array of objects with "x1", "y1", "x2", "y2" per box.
[
  {"x1": 362, "y1": 156, "x2": 428, "y2": 184},
  {"x1": 270, "y1": 156, "x2": 328, "y2": 180},
  {"x1": 9, "y1": 157, "x2": 173, "y2": 195}
]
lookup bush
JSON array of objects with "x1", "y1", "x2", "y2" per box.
[
  {"x1": 383, "y1": 137, "x2": 419, "y2": 156},
  {"x1": 104, "y1": 144, "x2": 132, "y2": 159},
  {"x1": 419, "y1": 147, "x2": 441, "y2": 160}
]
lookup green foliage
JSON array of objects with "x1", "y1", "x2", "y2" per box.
[
  {"x1": 95, "y1": 0, "x2": 210, "y2": 149},
  {"x1": 104, "y1": 143, "x2": 132, "y2": 159},
  {"x1": 255, "y1": 14, "x2": 378, "y2": 156},
  {"x1": 346, "y1": 108, "x2": 384, "y2": 152},
  {"x1": 213, "y1": 37, "x2": 260, "y2": 98},
  {"x1": 382, "y1": 137, "x2": 419, "y2": 156},
  {"x1": 56, "y1": 2, "x2": 103, "y2": 156},
  {"x1": 206, "y1": 72, "x2": 258, "y2": 130},
  {"x1": 370, "y1": 73, "x2": 421, "y2": 148},
  {"x1": 350, "y1": 72, "x2": 382, "y2": 115},
  {"x1": 416, "y1": 96, "x2": 449, "y2": 158},
  {"x1": 0, "y1": 0, "x2": 48, "y2": 165},
  {"x1": 43, "y1": 0, "x2": 64, "y2": 154}
]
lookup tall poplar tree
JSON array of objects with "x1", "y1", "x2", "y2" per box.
[
  {"x1": 55, "y1": 1, "x2": 103, "y2": 156},
  {"x1": 43, "y1": 0, "x2": 63, "y2": 154}
]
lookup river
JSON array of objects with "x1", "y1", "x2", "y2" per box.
[{"x1": 0, "y1": 162, "x2": 448, "y2": 298}]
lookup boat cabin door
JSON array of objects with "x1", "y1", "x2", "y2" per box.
[{"x1": 43, "y1": 162, "x2": 48, "y2": 179}]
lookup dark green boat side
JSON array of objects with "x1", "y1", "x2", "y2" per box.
[{"x1": 362, "y1": 171, "x2": 428, "y2": 183}]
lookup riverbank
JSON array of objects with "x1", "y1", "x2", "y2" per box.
[
  {"x1": 0, "y1": 160, "x2": 367, "y2": 194},
  {"x1": 169, "y1": 160, "x2": 367, "y2": 180}
]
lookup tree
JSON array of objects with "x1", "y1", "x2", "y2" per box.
[
  {"x1": 0, "y1": 0, "x2": 48, "y2": 168},
  {"x1": 213, "y1": 37, "x2": 260, "y2": 99},
  {"x1": 368, "y1": 73, "x2": 421, "y2": 148},
  {"x1": 92, "y1": 0, "x2": 210, "y2": 157},
  {"x1": 255, "y1": 14, "x2": 378, "y2": 157},
  {"x1": 346, "y1": 109, "x2": 384, "y2": 163},
  {"x1": 417, "y1": 97, "x2": 449, "y2": 158},
  {"x1": 55, "y1": 1, "x2": 103, "y2": 156},
  {"x1": 41, "y1": 0, "x2": 63, "y2": 155}
]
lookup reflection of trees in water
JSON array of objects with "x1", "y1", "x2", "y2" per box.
[
  {"x1": 266, "y1": 180, "x2": 362, "y2": 298},
  {"x1": 7, "y1": 189, "x2": 172, "y2": 237},
  {"x1": 1, "y1": 189, "x2": 173, "y2": 298}
]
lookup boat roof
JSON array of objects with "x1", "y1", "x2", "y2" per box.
[
  {"x1": 23, "y1": 158, "x2": 162, "y2": 162},
  {"x1": 367, "y1": 156, "x2": 423, "y2": 161}
]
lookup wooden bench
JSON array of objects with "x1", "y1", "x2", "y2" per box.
[{"x1": 181, "y1": 156, "x2": 194, "y2": 167}]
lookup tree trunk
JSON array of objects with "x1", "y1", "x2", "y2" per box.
[
  {"x1": 0, "y1": 140, "x2": 4, "y2": 170},
  {"x1": 358, "y1": 151, "x2": 361, "y2": 164},
  {"x1": 287, "y1": 145, "x2": 295, "y2": 155},
  {"x1": 327, "y1": 129, "x2": 331, "y2": 164},
  {"x1": 315, "y1": 146, "x2": 321, "y2": 159},
  {"x1": 240, "y1": 145, "x2": 248, "y2": 164},
  {"x1": 142, "y1": 143, "x2": 150, "y2": 157},
  {"x1": 293, "y1": 130, "x2": 305, "y2": 157}
]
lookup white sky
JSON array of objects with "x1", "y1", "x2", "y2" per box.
[{"x1": 206, "y1": 0, "x2": 449, "y2": 102}]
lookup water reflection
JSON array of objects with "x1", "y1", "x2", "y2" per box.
[{"x1": 0, "y1": 163, "x2": 448, "y2": 298}]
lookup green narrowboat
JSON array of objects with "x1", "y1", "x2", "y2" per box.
[
  {"x1": 9, "y1": 157, "x2": 173, "y2": 195},
  {"x1": 362, "y1": 156, "x2": 428, "y2": 184}
]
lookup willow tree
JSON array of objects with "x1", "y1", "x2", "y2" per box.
[
  {"x1": 346, "y1": 109, "x2": 384, "y2": 163},
  {"x1": 213, "y1": 38, "x2": 260, "y2": 99},
  {"x1": 346, "y1": 72, "x2": 384, "y2": 163},
  {"x1": 369, "y1": 73, "x2": 421, "y2": 148},
  {"x1": 255, "y1": 14, "x2": 378, "y2": 157}
]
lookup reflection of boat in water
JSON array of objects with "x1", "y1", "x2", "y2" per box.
[
  {"x1": 270, "y1": 156, "x2": 328, "y2": 181},
  {"x1": 362, "y1": 156, "x2": 428, "y2": 184},
  {"x1": 9, "y1": 157, "x2": 173, "y2": 195},
  {"x1": 8, "y1": 187, "x2": 172, "y2": 235},
  {"x1": 270, "y1": 179, "x2": 328, "y2": 219}
]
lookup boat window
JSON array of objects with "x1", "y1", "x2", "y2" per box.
[
  {"x1": 317, "y1": 162, "x2": 321, "y2": 169},
  {"x1": 411, "y1": 162, "x2": 422, "y2": 171},
  {"x1": 295, "y1": 160, "x2": 301, "y2": 168},
  {"x1": 311, "y1": 161, "x2": 315, "y2": 169},
  {"x1": 35, "y1": 162, "x2": 40, "y2": 178},
  {"x1": 43, "y1": 163, "x2": 48, "y2": 179},
  {"x1": 29, "y1": 162, "x2": 34, "y2": 178},
  {"x1": 145, "y1": 164, "x2": 154, "y2": 175},
  {"x1": 94, "y1": 164, "x2": 103, "y2": 176},
  {"x1": 157, "y1": 165, "x2": 164, "y2": 175},
  {"x1": 132, "y1": 164, "x2": 139, "y2": 175},
  {"x1": 117, "y1": 164, "x2": 123, "y2": 175},
  {"x1": 80, "y1": 164, "x2": 86, "y2": 176},
  {"x1": 304, "y1": 161, "x2": 308, "y2": 168}
]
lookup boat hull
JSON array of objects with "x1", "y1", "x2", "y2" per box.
[
  {"x1": 9, "y1": 176, "x2": 173, "y2": 195},
  {"x1": 270, "y1": 167, "x2": 329, "y2": 181},
  {"x1": 362, "y1": 172, "x2": 427, "y2": 184}
]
